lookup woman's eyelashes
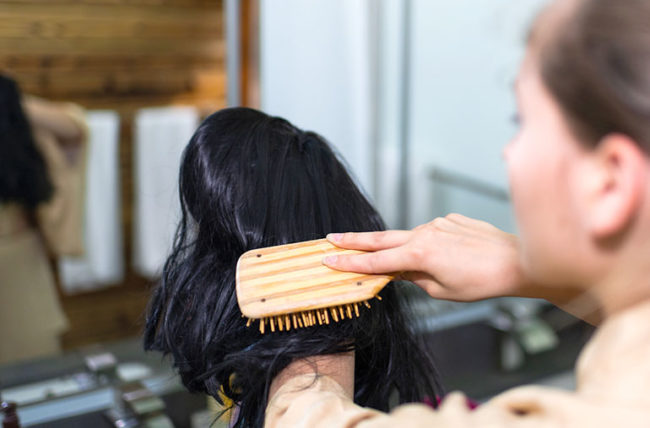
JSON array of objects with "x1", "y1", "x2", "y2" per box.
[{"x1": 511, "y1": 112, "x2": 522, "y2": 127}]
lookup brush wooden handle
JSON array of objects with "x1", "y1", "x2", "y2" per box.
[{"x1": 236, "y1": 238, "x2": 393, "y2": 319}]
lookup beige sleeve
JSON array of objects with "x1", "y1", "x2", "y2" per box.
[
  {"x1": 35, "y1": 104, "x2": 89, "y2": 257},
  {"x1": 265, "y1": 374, "x2": 512, "y2": 428},
  {"x1": 265, "y1": 374, "x2": 628, "y2": 428}
]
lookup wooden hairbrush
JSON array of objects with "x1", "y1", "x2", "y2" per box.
[{"x1": 236, "y1": 238, "x2": 394, "y2": 333}]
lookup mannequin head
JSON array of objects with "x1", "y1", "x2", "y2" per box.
[{"x1": 144, "y1": 107, "x2": 440, "y2": 427}]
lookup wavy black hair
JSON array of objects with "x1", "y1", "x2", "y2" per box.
[
  {"x1": 0, "y1": 74, "x2": 53, "y2": 210},
  {"x1": 144, "y1": 107, "x2": 441, "y2": 427}
]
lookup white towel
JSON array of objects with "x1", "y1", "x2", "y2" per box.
[
  {"x1": 132, "y1": 106, "x2": 199, "y2": 279},
  {"x1": 58, "y1": 111, "x2": 124, "y2": 293}
]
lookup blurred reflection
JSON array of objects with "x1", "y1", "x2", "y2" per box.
[
  {"x1": 0, "y1": 0, "x2": 224, "y2": 364},
  {"x1": 0, "y1": 1, "x2": 226, "y2": 425},
  {"x1": 0, "y1": 74, "x2": 87, "y2": 364}
]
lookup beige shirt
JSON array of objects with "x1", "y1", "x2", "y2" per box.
[
  {"x1": 0, "y1": 103, "x2": 87, "y2": 364},
  {"x1": 266, "y1": 300, "x2": 650, "y2": 427}
]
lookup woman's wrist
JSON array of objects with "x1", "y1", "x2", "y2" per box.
[{"x1": 510, "y1": 266, "x2": 601, "y2": 324}]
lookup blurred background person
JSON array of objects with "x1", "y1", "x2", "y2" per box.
[{"x1": 0, "y1": 74, "x2": 88, "y2": 364}]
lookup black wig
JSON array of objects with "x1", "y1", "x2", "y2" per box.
[
  {"x1": 144, "y1": 107, "x2": 441, "y2": 427},
  {"x1": 0, "y1": 75, "x2": 53, "y2": 210}
]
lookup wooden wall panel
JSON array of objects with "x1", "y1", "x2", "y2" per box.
[{"x1": 0, "y1": 0, "x2": 226, "y2": 350}]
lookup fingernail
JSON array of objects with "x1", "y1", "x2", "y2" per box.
[
  {"x1": 327, "y1": 233, "x2": 343, "y2": 243},
  {"x1": 323, "y1": 255, "x2": 338, "y2": 266}
]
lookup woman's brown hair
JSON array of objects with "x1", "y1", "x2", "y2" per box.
[{"x1": 535, "y1": 0, "x2": 650, "y2": 152}]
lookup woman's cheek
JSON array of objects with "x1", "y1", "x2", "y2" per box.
[{"x1": 506, "y1": 140, "x2": 547, "y2": 266}]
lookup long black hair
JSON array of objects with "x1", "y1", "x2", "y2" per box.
[
  {"x1": 144, "y1": 107, "x2": 441, "y2": 427},
  {"x1": 0, "y1": 75, "x2": 53, "y2": 210}
]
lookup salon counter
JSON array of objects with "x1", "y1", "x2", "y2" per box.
[
  {"x1": 0, "y1": 339, "x2": 207, "y2": 428},
  {"x1": 419, "y1": 301, "x2": 594, "y2": 400}
]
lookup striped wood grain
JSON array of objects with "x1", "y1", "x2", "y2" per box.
[{"x1": 236, "y1": 239, "x2": 393, "y2": 322}]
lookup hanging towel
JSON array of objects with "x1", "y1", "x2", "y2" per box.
[
  {"x1": 58, "y1": 110, "x2": 124, "y2": 293},
  {"x1": 132, "y1": 106, "x2": 199, "y2": 279}
]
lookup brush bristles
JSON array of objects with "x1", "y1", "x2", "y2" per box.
[{"x1": 245, "y1": 297, "x2": 381, "y2": 334}]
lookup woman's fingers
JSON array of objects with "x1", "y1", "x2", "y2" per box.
[
  {"x1": 323, "y1": 246, "x2": 415, "y2": 274},
  {"x1": 322, "y1": 216, "x2": 531, "y2": 303},
  {"x1": 326, "y1": 230, "x2": 412, "y2": 251}
]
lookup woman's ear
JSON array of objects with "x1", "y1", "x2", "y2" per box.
[{"x1": 582, "y1": 134, "x2": 647, "y2": 239}]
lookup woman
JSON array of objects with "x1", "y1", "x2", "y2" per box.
[
  {"x1": 267, "y1": 0, "x2": 650, "y2": 426},
  {"x1": 0, "y1": 75, "x2": 87, "y2": 364},
  {"x1": 143, "y1": 107, "x2": 442, "y2": 428}
]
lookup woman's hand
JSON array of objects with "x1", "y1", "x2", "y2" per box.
[{"x1": 324, "y1": 214, "x2": 531, "y2": 302}]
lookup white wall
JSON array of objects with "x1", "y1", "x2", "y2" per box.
[
  {"x1": 403, "y1": 0, "x2": 550, "y2": 231},
  {"x1": 259, "y1": 0, "x2": 550, "y2": 231},
  {"x1": 259, "y1": 0, "x2": 375, "y2": 197}
]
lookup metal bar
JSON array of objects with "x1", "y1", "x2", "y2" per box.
[
  {"x1": 369, "y1": 0, "x2": 382, "y2": 200},
  {"x1": 225, "y1": 0, "x2": 241, "y2": 107},
  {"x1": 429, "y1": 166, "x2": 510, "y2": 202},
  {"x1": 413, "y1": 301, "x2": 500, "y2": 334},
  {"x1": 397, "y1": 0, "x2": 412, "y2": 229}
]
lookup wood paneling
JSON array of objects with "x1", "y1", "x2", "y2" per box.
[
  {"x1": 0, "y1": 0, "x2": 226, "y2": 349},
  {"x1": 0, "y1": 1, "x2": 225, "y2": 107}
]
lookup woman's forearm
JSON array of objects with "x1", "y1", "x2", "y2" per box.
[
  {"x1": 22, "y1": 96, "x2": 85, "y2": 142},
  {"x1": 516, "y1": 281, "x2": 602, "y2": 325}
]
